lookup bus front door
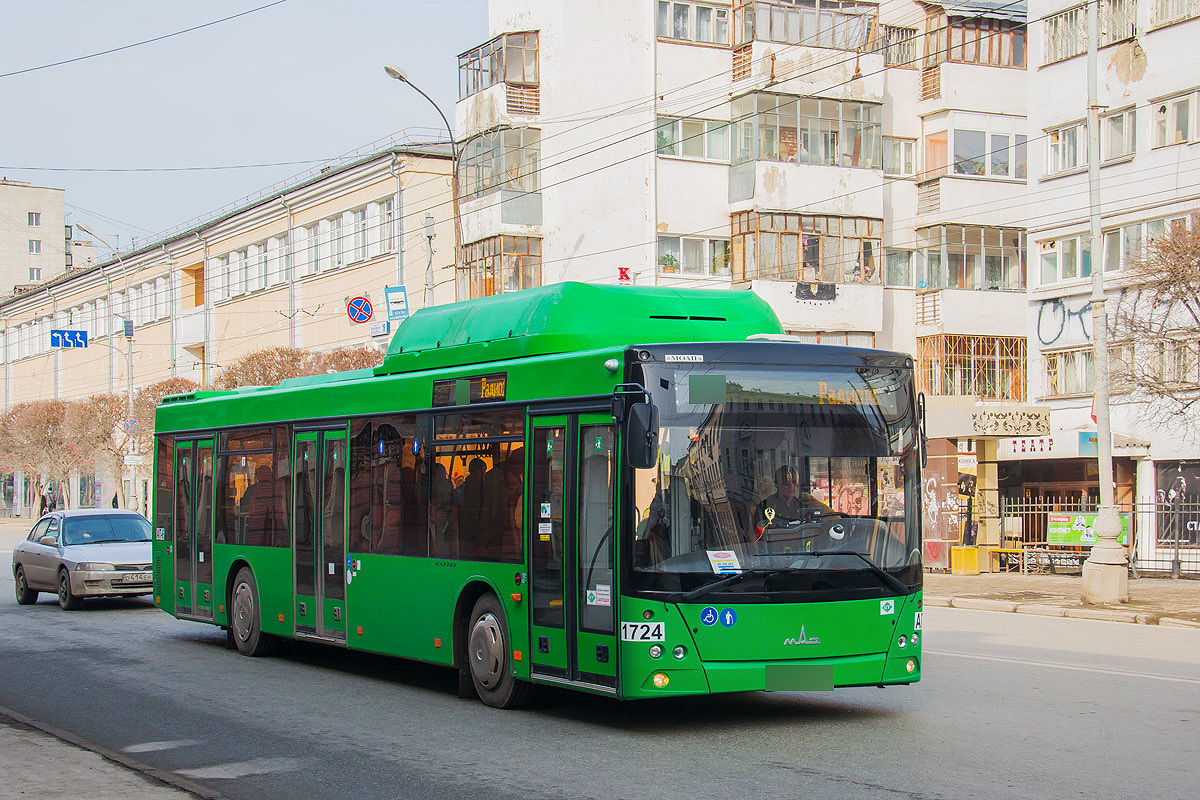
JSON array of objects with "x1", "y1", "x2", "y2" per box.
[
  {"x1": 173, "y1": 438, "x2": 214, "y2": 620},
  {"x1": 528, "y1": 414, "x2": 617, "y2": 691},
  {"x1": 292, "y1": 429, "x2": 347, "y2": 643}
]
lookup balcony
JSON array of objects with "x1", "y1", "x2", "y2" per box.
[{"x1": 455, "y1": 31, "x2": 539, "y2": 136}]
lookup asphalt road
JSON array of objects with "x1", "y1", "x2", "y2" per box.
[{"x1": 1, "y1": 571, "x2": 1197, "y2": 800}]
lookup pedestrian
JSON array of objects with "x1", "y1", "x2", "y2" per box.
[
  {"x1": 111, "y1": 493, "x2": 119, "y2": 509},
  {"x1": 37, "y1": 488, "x2": 48, "y2": 518}
]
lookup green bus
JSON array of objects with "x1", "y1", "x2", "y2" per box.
[{"x1": 152, "y1": 282, "x2": 923, "y2": 707}]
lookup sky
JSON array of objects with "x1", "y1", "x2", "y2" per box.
[{"x1": 1, "y1": 0, "x2": 488, "y2": 257}]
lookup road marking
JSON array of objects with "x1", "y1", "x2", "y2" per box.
[
  {"x1": 929, "y1": 649, "x2": 1200, "y2": 685},
  {"x1": 122, "y1": 739, "x2": 199, "y2": 754},
  {"x1": 176, "y1": 757, "x2": 299, "y2": 779}
]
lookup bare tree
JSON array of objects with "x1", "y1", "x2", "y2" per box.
[
  {"x1": 1109, "y1": 225, "x2": 1200, "y2": 429},
  {"x1": 215, "y1": 345, "x2": 383, "y2": 389},
  {"x1": 0, "y1": 400, "x2": 92, "y2": 507},
  {"x1": 132, "y1": 377, "x2": 200, "y2": 458}
]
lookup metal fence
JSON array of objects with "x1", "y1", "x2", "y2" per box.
[{"x1": 999, "y1": 496, "x2": 1200, "y2": 578}]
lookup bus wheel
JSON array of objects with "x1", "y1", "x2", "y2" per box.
[
  {"x1": 230, "y1": 567, "x2": 277, "y2": 657},
  {"x1": 466, "y1": 594, "x2": 532, "y2": 709}
]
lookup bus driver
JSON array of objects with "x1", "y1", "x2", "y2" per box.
[{"x1": 756, "y1": 466, "x2": 831, "y2": 530}]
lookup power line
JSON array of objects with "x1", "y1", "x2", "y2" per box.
[{"x1": 0, "y1": 1, "x2": 290, "y2": 80}]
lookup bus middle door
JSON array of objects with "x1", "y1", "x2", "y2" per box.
[
  {"x1": 292, "y1": 428, "x2": 348, "y2": 643},
  {"x1": 173, "y1": 438, "x2": 214, "y2": 620}
]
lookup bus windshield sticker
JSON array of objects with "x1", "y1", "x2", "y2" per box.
[
  {"x1": 880, "y1": 599, "x2": 896, "y2": 615},
  {"x1": 621, "y1": 621, "x2": 665, "y2": 642},
  {"x1": 665, "y1": 354, "x2": 703, "y2": 363},
  {"x1": 706, "y1": 550, "x2": 741, "y2": 574}
]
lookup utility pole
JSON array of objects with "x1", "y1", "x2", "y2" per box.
[{"x1": 1081, "y1": 0, "x2": 1128, "y2": 603}]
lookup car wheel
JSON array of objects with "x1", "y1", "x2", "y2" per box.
[
  {"x1": 58, "y1": 569, "x2": 82, "y2": 610},
  {"x1": 230, "y1": 567, "x2": 277, "y2": 657},
  {"x1": 466, "y1": 593, "x2": 533, "y2": 709},
  {"x1": 14, "y1": 566, "x2": 38, "y2": 605}
]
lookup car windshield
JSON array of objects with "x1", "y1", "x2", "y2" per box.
[
  {"x1": 62, "y1": 516, "x2": 152, "y2": 546},
  {"x1": 629, "y1": 358, "x2": 921, "y2": 599}
]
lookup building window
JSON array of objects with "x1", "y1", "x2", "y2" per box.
[
  {"x1": 947, "y1": 129, "x2": 1026, "y2": 178},
  {"x1": 1102, "y1": 107, "x2": 1136, "y2": 160},
  {"x1": 1043, "y1": 0, "x2": 1136, "y2": 64},
  {"x1": 884, "y1": 249, "x2": 913, "y2": 286},
  {"x1": 1039, "y1": 235, "x2": 1092, "y2": 284},
  {"x1": 459, "y1": 31, "x2": 539, "y2": 99},
  {"x1": 732, "y1": 93, "x2": 882, "y2": 169},
  {"x1": 1158, "y1": 337, "x2": 1200, "y2": 386},
  {"x1": 876, "y1": 25, "x2": 917, "y2": 67},
  {"x1": 917, "y1": 334, "x2": 1027, "y2": 401},
  {"x1": 658, "y1": 2, "x2": 730, "y2": 44},
  {"x1": 27, "y1": 212, "x2": 41, "y2": 227},
  {"x1": 1044, "y1": 346, "x2": 1094, "y2": 397},
  {"x1": 657, "y1": 235, "x2": 731, "y2": 276},
  {"x1": 1047, "y1": 121, "x2": 1086, "y2": 175},
  {"x1": 28, "y1": 239, "x2": 41, "y2": 254},
  {"x1": 788, "y1": 330, "x2": 876, "y2": 346},
  {"x1": 1153, "y1": 0, "x2": 1200, "y2": 27},
  {"x1": 458, "y1": 127, "x2": 540, "y2": 201},
  {"x1": 883, "y1": 137, "x2": 915, "y2": 177},
  {"x1": 1153, "y1": 93, "x2": 1193, "y2": 147},
  {"x1": 28, "y1": 267, "x2": 41, "y2": 282},
  {"x1": 731, "y1": 212, "x2": 881, "y2": 284},
  {"x1": 380, "y1": 198, "x2": 395, "y2": 252},
  {"x1": 462, "y1": 235, "x2": 542, "y2": 299},
  {"x1": 656, "y1": 117, "x2": 730, "y2": 161},
  {"x1": 733, "y1": 1, "x2": 878, "y2": 52},
  {"x1": 351, "y1": 208, "x2": 368, "y2": 263},
  {"x1": 926, "y1": 12, "x2": 1026, "y2": 68},
  {"x1": 916, "y1": 225, "x2": 1026, "y2": 290}
]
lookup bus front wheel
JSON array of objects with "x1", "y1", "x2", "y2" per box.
[
  {"x1": 230, "y1": 567, "x2": 277, "y2": 657},
  {"x1": 466, "y1": 594, "x2": 532, "y2": 709}
]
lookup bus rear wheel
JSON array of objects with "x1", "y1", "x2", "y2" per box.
[
  {"x1": 466, "y1": 594, "x2": 532, "y2": 709},
  {"x1": 230, "y1": 567, "x2": 277, "y2": 657}
]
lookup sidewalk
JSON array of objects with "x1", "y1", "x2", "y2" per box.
[{"x1": 924, "y1": 570, "x2": 1200, "y2": 626}]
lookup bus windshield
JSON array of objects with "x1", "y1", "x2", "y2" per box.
[{"x1": 629, "y1": 358, "x2": 921, "y2": 599}]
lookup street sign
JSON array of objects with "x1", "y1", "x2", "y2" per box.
[
  {"x1": 347, "y1": 296, "x2": 373, "y2": 324},
  {"x1": 369, "y1": 320, "x2": 391, "y2": 337},
  {"x1": 123, "y1": 320, "x2": 134, "y2": 338},
  {"x1": 50, "y1": 329, "x2": 88, "y2": 348},
  {"x1": 384, "y1": 286, "x2": 410, "y2": 321},
  {"x1": 123, "y1": 455, "x2": 144, "y2": 466}
]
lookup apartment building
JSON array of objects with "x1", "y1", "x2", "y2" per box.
[
  {"x1": 453, "y1": 0, "x2": 1050, "y2": 556},
  {"x1": 0, "y1": 178, "x2": 97, "y2": 296},
  {"x1": 0, "y1": 145, "x2": 454, "y2": 515},
  {"x1": 1024, "y1": 0, "x2": 1200, "y2": 570}
]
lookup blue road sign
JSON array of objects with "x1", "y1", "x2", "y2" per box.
[
  {"x1": 700, "y1": 606, "x2": 719, "y2": 626},
  {"x1": 384, "y1": 286, "x2": 410, "y2": 322},
  {"x1": 50, "y1": 329, "x2": 88, "y2": 348},
  {"x1": 347, "y1": 296, "x2": 373, "y2": 324},
  {"x1": 720, "y1": 608, "x2": 738, "y2": 627}
]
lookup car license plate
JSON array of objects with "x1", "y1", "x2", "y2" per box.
[{"x1": 121, "y1": 572, "x2": 152, "y2": 584}]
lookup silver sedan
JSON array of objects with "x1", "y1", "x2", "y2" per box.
[{"x1": 12, "y1": 509, "x2": 153, "y2": 610}]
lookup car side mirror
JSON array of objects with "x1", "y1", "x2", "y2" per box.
[
  {"x1": 625, "y1": 401, "x2": 659, "y2": 469},
  {"x1": 39, "y1": 535, "x2": 57, "y2": 546}
]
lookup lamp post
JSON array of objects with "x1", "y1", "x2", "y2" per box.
[
  {"x1": 1081, "y1": 0, "x2": 1128, "y2": 602},
  {"x1": 75, "y1": 223, "x2": 135, "y2": 510},
  {"x1": 384, "y1": 65, "x2": 461, "y2": 305}
]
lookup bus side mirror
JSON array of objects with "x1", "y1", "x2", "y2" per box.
[{"x1": 626, "y1": 402, "x2": 659, "y2": 469}]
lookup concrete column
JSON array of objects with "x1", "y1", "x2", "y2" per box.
[{"x1": 976, "y1": 438, "x2": 1001, "y2": 559}]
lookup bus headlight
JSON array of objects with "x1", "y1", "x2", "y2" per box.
[
  {"x1": 897, "y1": 635, "x2": 907, "y2": 648},
  {"x1": 673, "y1": 645, "x2": 687, "y2": 659},
  {"x1": 910, "y1": 634, "x2": 919, "y2": 646},
  {"x1": 649, "y1": 645, "x2": 663, "y2": 658}
]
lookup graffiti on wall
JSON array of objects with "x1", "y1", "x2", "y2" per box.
[{"x1": 1036, "y1": 298, "x2": 1092, "y2": 346}]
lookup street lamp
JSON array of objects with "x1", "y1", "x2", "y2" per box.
[
  {"x1": 384, "y1": 65, "x2": 462, "y2": 305},
  {"x1": 75, "y1": 223, "x2": 135, "y2": 510}
]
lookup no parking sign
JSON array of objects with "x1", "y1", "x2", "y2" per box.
[{"x1": 347, "y1": 296, "x2": 373, "y2": 324}]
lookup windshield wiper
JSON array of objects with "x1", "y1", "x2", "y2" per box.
[
  {"x1": 79, "y1": 538, "x2": 138, "y2": 544},
  {"x1": 802, "y1": 550, "x2": 909, "y2": 595},
  {"x1": 666, "y1": 569, "x2": 784, "y2": 604}
]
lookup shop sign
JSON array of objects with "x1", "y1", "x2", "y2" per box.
[
  {"x1": 999, "y1": 431, "x2": 1097, "y2": 461},
  {"x1": 1046, "y1": 513, "x2": 1129, "y2": 546}
]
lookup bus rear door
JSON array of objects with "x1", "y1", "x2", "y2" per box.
[
  {"x1": 528, "y1": 413, "x2": 617, "y2": 692},
  {"x1": 292, "y1": 428, "x2": 348, "y2": 643},
  {"x1": 173, "y1": 438, "x2": 214, "y2": 620}
]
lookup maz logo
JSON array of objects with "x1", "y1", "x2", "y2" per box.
[{"x1": 783, "y1": 626, "x2": 821, "y2": 646}]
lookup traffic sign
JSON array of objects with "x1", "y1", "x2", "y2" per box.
[
  {"x1": 123, "y1": 418, "x2": 140, "y2": 435},
  {"x1": 384, "y1": 286, "x2": 410, "y2": 321},
  {"x1": 123, "y1": 455, "x2": 144, "y2": 466},
  {"x1": 50, "y1": 329, "x2": 88, "y2": 348},
  {"x1": 347, "y1": 296, "x2": 373, "y2": 324}
]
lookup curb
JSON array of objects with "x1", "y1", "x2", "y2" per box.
[{"x1": 931, "y1": 596, "x2": 1199, "y2": 627}]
